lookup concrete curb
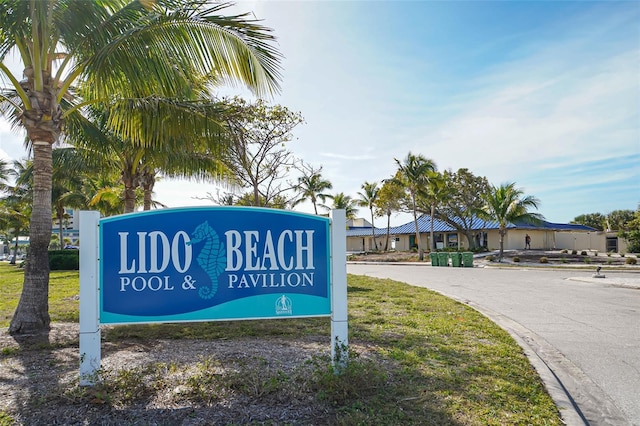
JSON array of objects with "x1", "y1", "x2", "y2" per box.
[
  {"x1": 425, "y1": 293, "x2": 588, "y2": 425},
  {"x1": 347, "y1": 262, "x2": 637, "y2": 425},
  {"x1": 416, "y1": 292, "x2": 632, "y2": 426}
]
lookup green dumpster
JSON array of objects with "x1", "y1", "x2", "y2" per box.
[
  {"x1": 429, "y1": 252, "x2": 438, "y2": 266},
  {"x1": 437, "y1": 252, "x2": 449, "y2": 267},
  {"x1": 450, "y1": 252, "x2": 462, "y2": 267},
  {"x1": 462, "y1": 252, "x2": 474, "y2": 267}
]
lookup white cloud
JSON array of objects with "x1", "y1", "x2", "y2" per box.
[{"x1": 1, "y1": 2, "x2": 637, "y2": 225}]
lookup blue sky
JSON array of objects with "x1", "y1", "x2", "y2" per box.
[{"x1": 1, "y1": 1, "x2": 638, "y2": 225}]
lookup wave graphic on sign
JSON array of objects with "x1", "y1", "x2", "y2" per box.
[{"x1": 187, "y1": 221, "x2": 226, "y2": 299}]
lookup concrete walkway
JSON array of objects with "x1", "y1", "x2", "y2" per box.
[{"x1": 347, "y1": 262, "x2": 640, "y2": 426}]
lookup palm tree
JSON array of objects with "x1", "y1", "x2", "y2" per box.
[
  {"x1": 0, "y1": 159, "x2": 32, "y2": 264},
  {"x1": 0, "y1": 159, "x2": 11, "y2": 192},
  {"x1": 51, "y1": 149, "x2": 94, "y2": 246},
  {"x1": 86, "y1": 179, "x2": 129, "y2": 217},
  {"x1": 418, "y1": 171, "x2": 447, "y2": 252},
  {"x1": 0, "y1": 0, "x2": 282, "y2": 335},
  {"x1": 395, "y1": 152, "x2": 437, "y2": 260},
  {"x1": 69, "y1": 100, "x2": 235, "y2": 213},
  {"x1": 357, "y1": 181, "x2": 380, "y2": 251},
  {"x1": 292, "y1": 166, "x2": 333, "y2": 215},
  {"x1": 476, "y1": 182, "x2": 544, "y2": 261},
  {"x1": 375, "y1": 177, "x2": 404, "y2": 251},
  {"x1": 322, "y1": 192, "x2": 358, "y2": 220}
]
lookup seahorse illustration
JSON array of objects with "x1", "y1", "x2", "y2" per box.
[{"x1": 187, "y1": 221, "x2": 226, "y2": 299}]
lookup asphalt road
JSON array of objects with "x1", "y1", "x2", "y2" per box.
[{"x1": 347, "y1": 263, "x2": 640, "y2": 426}]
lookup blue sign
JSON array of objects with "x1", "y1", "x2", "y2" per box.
[{"x1": 99, "y1": 207, "x2": 331, "y2": 324}]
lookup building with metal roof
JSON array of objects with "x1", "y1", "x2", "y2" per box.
[{"x1": 344, "y1": 213, "x2": 616, "y2": 253}]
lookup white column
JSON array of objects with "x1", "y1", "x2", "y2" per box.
[
  {"x1": 79, "y1": 211, "x2": 101, "y2": 386},
  {"x1": 330, "y1": 209, "x2": 348, "y2": 371}
]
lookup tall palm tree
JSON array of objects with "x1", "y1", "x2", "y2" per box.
[
  {"x1": 0, "y1": 0, "x2": 282, "y2": 335},
  {"x1": 476, "y1": 182, "x2": 543, "y2": 261},
  {"x1": 322, "y1": 192, "x2": 358, "y2": 220},
  {"x1": 417, "y1": 171, "x2": 447, "y2": 252},
  {"x1": 292, "y1": 167, "x2": 333, "y2": 215},
  {"x1": 395, "y1": 152, "x2": 437, "y2": 260},
  {"x1": 375, "y1": 177, "x2": 404, "y2": 251},
  {"x1": 357, "y1": 181, "x2": 380, "y2": 251}
]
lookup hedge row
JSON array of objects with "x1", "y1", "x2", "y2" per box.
[{"x1": 49, "y1": 250, "x2": 79, "y2": 270}]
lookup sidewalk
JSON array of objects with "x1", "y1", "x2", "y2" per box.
[{"x1": 566, "y1": 275, "x2": 640, "y2": 289}]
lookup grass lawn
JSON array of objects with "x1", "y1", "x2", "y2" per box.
[{"x1": 0, "y1": 262, "x2": 561, "y2": 425}]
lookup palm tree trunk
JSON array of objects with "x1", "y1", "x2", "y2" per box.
[
  {"x1": 370, "y1": 208, "x2": 376, "y2": 251},
  {"x1": 141, "y1": 170, "x2": 155, "y2": 211},
  {"x1": 499, "y1": 228, "x2": 505, "y2": 261},
  {"x1": 385, "y1": 211, "x2": 391, "y2": 251},
  {"x1": 10, "y1": 235, "x2": 19, "y2": 265},
  {"x1": 143, "y1": 188, "x2": 152, "y2": 211},
  {"x1": 58, "y1": 214, "x2": 64, "y2": 249},
  {"x1": 10, "y1": 141, "x2": 52, "y2": 335},
  {"x1": 430, "y1": 204, "x2": 435, "y2": 252},
  {"x1": 124, "y1": 185, "x2": 136, "y2": 213},
  {"x1": 122, "y1": 169, "x2": 137, "y2": 213},
  {"x1": 411, "y1": 194, "x2": 423, "y2": 261}
]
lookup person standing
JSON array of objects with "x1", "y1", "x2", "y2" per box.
[{"x1": 525, "y1": 234, "x2": 531, "y2": 249}]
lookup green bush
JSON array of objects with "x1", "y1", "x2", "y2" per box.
[
  {"x1": 486, "y1": 255, "x2": 495, "y2": 262},
  {"x1": 626, "y1": 257, "x2": 637, "y2": 265},
  {"x1": 560, "y1": 249, "x2": 568, "y2": 254},
  {"x1": 584, "y1": 257, "x2": 591, "y2": 264},
  {"x1": 49, "y1": 250, "x2": 79, "y2": 270},
  {"x1": 512, "y1": 256, "x2": 520, "y2": 262},
  {"x1": 539, "y1": 257, "x2": 548, "y2": 264}
]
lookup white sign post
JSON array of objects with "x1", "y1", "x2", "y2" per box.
[
  {"x1": 330, "y1": 209, "x2": 348, "y2": 370},
  {"x1": 79, "y1": 211, "x2": 101, "y2": 385}
]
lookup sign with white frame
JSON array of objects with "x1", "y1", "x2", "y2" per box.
[{"x1": 79, "y1": 208, "x2": 348, "y2": 385}]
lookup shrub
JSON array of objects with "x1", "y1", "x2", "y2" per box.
[
  {"x1": 512, "y1": 256, "x2": 520, "y2": 262},
  {"x1": 571, "y1": 250, "x2": 577, "y2": 255},
  {"x1": 486, "y1": 255, "x2": 495, "y2": 262},
  {"x1": 580, "y1": 251, "x2": 588, "y2": 256},
  {"x1": 560, "y1": 257, "x2": 568, "y2": 263},
  {"x1": 539, "y1": 257, "x2": 548, "y2": 264},
  {"x1": 626, "y1": 257, "x2": 637, "y2": 265},
  {"x1": 584, "y1": 257, "x2": 591, "y2": 264},
  {"x1": 49, "y1": 250, "x2": 79, "y2": 270},
  {"x1": 607, "y1": 259, "x2": 613, "y2": 265},
  {"x1": 620, "y1": 252, "x2": 625, "y2": 257},
  {"x1": 594, "y1": 251, "x2": 598, "y2": 257},
  {"x1": 561, "y1": 249, "x2": 568, "y2": 254}
]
